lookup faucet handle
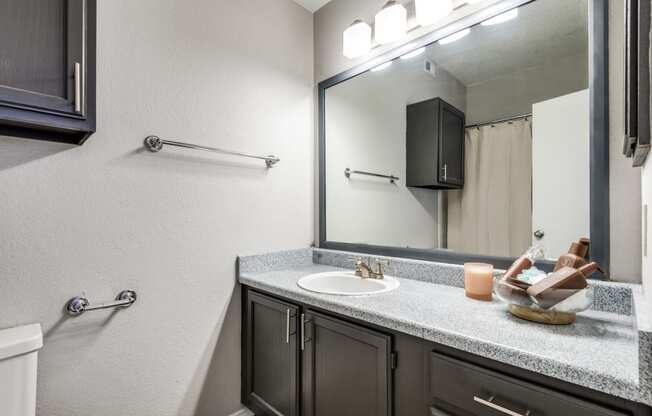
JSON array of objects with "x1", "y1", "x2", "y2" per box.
[{"x1": 374, "y1": 259, "x2": 390, "y2": 276}]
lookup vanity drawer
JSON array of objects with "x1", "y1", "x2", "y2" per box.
[{"x1": 429, "y1": 352, "x2": 626, "y2": 416}]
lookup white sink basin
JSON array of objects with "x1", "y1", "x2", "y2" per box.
[{"x1": 297, "y1": 271, "x2": 400, "y2": 295}]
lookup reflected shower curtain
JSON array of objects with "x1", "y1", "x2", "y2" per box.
[{"x1": 447, "y1": 119, "x2": 532, "y2": 257}]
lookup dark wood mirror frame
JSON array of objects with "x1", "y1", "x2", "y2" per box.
[{"x1": 318, "y1": 0, "x2": 609, "y2": 277}]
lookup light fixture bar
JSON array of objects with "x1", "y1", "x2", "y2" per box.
[
  {"x1": 400, "y1": 47, "x2": 426, "y2": 60},
  {"x1": 481, "y1": 8, "x2": 518, "y2": 26},
  {"x1": 371, "y1": 61, "x2": 394, "y2": 72},
  {"x1": 438, "y1": 28, "x2": 470, "y2": 45}
]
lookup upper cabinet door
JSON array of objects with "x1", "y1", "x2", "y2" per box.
[
  {"x1": 438, "y1": 101, "x2": 465, "y2": 187},
  {"x1": 0, "y1": 0, "x2": 96, "y2": 145},
  {"x1": 302, "y1": 310, "x2": 391, "y2": 416},
  {"x1": 244, "y1": 291, "x2": 300, "y2": 416}
]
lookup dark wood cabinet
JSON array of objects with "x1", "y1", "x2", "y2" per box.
[
  {"x1": 302, "y1": 310, "x2": 391, "y2": 416},
  {"x1": 242, "y1": 289, "x2": 392, "y2": 416},
  {"x1": 406, "y1": 97, "x2": 465, "y2": 189},
  {"x1": 0, "y1": 0, "x2": 96, "y2": 145},
  {"x1": 243, "y1": 291, "x2": 300, "y2": 416},
  {"x1": 242, "y1": 286, "x2": 651, "y2": 416}
]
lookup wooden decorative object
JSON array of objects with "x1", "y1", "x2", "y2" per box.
[{"x1": 508, "y1": 304, "x2": 576, "y2": 325}]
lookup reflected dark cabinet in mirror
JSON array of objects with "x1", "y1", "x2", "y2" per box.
[
  {"x1": 406, "y1": 98, "x2": 465, "y2": 190},
  {"x1": 0, "y1": 0, "x2": 96, "y2": 145}
]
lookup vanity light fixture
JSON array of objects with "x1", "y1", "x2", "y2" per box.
[
  {"x1": 371, "y1": 61, "x2": 394, "y2": 72},
  {"x1": 343, "y1": 19, "x2": 372, "y2": 58},
  {"x1": 415, "y1": 0, "x2": 454, "y2": 27},
  {"x1": 466, "y1": 0, "x2": 485, "y2": 4},
  {"x1": 374, "y1": 0, "x2": 407, "y2": 45},
  {"x1": 438, "y1": 28, "x2": 470, "y2": 45},
  {"x1": 400, "y1": 47, "x2": 426, "y2": 60},
  {"x1": 481, "y1": 8, "x2": 518, "y2": 26}
]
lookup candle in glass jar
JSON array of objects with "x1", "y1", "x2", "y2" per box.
[{"x1": 464, "y1": 263, "x2": 494, "y2": 301}]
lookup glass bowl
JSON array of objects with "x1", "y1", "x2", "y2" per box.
[{"x1": 493, "y1": 275, "x2": 594, "y2": 324}]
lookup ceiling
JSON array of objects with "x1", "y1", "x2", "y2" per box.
[
  {"x1": 292, "y1": 0, "x2": 333, "y2": 13},
  {"x1": 425, "y1": 0, "x2": 589, "y2": 86}
]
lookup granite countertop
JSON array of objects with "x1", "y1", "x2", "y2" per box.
[{"x1": 238, "y1": 248, "x2": 651, "y2": 406}]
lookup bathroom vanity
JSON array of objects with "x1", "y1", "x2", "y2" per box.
[
  {"x1": 251, "y1": 0, "x2": 649, "y2": 414},
  {"x1": 239, "y1": 249, "x2": 652, "y2": 416}
]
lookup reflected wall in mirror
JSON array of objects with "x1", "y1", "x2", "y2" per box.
[{"x1": 324, "y1": 0, "x2": 592, "y2": 262}]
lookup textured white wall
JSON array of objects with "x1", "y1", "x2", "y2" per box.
[
  {"x1": 608, "y1": 1, "x2": 642, "y2": 282},
  {"x1": 315, "y1": 0, "x2": 642, "y2": 282},
  {"x1": 0, "y1": 1, "x2": 314, "y2": 416},
  {"x1": 643, "y1": 6, "x2": 652, "y2": 317}
]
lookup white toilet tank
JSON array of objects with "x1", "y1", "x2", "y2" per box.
[{"x1": 0, "y1": 324, "x2": 43, "y2": 416}]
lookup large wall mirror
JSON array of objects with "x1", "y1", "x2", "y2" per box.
[{"x1": 319, "y1": 0, "x2": 609, "y2": 274}]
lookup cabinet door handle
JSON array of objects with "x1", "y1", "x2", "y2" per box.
[
  {"x1": 301, "y1": 314, "x2": 306, "y2": 350},
  {"x1": 429, "y1": 407, "x2": 453, "y2": 416},
  {"x1": 442, "y1": 164, "x2": 447, "y2": 181},
  {"x1": 74, "y1": 62, "x2": 82, "y2": 113},
  {"x1": 473, "y1": 396, "x2": 530, "y2": 416},
  {"x1": 300, "y1": 314, "x2": 313, "y2": 350},
  {"x1": 285, "y1": 309, "x2": 291, "y2": 344}
]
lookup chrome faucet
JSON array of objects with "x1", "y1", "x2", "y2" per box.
[{"x1": 351, "y1": 256, "x2": 390, "y2": 279}]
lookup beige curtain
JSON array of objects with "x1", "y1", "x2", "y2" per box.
[{"x1": 447, "y1": 118, "x2": 532, "y2": 257}]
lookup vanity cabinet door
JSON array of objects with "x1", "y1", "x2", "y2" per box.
[
  {"x1": 301, "y1": 310, "x2": 391, "y2": 416},
  {"x1": 243, "y1": 291, "x2": 300, "y2": 416},
  {"x1": 0, "y1": 0, "x2": 96, "y2": 144}
]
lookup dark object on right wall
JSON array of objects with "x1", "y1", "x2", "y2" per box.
[
  {"x1": 0, "y1": 0, "x2": 96, "y2": 145},
  {"x1": 624, "y1": 0, "x2": 651, "y2": 166}
]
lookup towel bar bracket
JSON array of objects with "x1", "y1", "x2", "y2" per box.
[{"x1": 66, "y1": 290, "x2": 137, "y2": 317}]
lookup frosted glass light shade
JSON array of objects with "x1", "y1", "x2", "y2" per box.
[
  {"x1": 415, "y1": 0, "x2": 453, "y2": 26},
  {"x1": 343, "y1": 20, "x2": 372, "y2": 58},
  {"x1": 375, "y1": 1, "x2": 407, "y2": 45},
  {"x1": 466, "y1": 0, "x2": 485, "y2": 4}
]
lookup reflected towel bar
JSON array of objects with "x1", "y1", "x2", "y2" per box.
[
  {"x1": 66, "y1": 290, "x2": 137, "y2": 316},
  {"x1": 144, "y1": 135, "x2": 280, "y2": 168},
  {"x1": 345, "y1": 168, "x2": 399, "y2": 183}
]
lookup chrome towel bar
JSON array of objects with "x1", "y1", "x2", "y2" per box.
[
  {"x1": 345, "y1": 168, "x2": 399, "y2": 183},
  {"x1": 144, "y1": 135, "x2": 280, "y2": 168},
  {"x1": 66, "y1": 290, "x2": 137, "y2": 316}
]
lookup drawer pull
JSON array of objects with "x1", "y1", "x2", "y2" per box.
[
  {"x1": 473, "y1": 396, "x2": 530, "y2": 416},
  {"x1": 429, "y1": 406, "x2": 453, "y2": 416}
]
